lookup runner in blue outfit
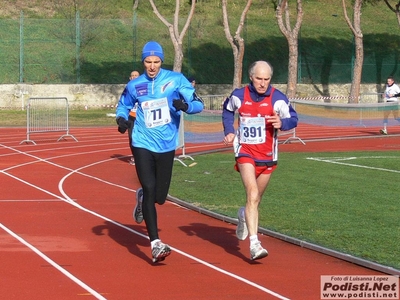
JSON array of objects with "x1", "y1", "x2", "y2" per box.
[{"x1": 115, "y1": 41, "x2": 204, "y2": 263}]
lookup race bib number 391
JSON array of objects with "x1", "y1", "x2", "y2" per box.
[{"x1": 239, "y1": 116, "x2": 265, "y2": 144}]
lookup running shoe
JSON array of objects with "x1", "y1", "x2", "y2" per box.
[
  {"x1": 129, "y1": 157, "x2": 135, "y2": 165},
  {"x1": 152, "y1": 241, "x2": 171, "y2": 263},
  {"x1": 250, "y1": 241, "x2": 268, "y2": 260},
  {"x1": 133, "y1": 188, "x2": 143, "y2": 224},
  {"x1": 380, "y1": 129, "x2": 388, "y2": 135},
  {"x1": 236, "y1": 207, "x2": 248, "y2": 240}
]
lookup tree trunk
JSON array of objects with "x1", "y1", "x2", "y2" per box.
[
  {"x1": 222, "y1": 0, "x2": 252, "y2": 89},
  {"x1": 149, "y1": 0, "x2": 196, "y2": 72},
  {"x1": 172, "y1": 42, "x2": 184, "y2": 71},
  {"x1": 350, "y1": 34, "x2": 363, "y2": 103},
  {"x1": 287, "y1": 37, "x2": 299, "y2": 99},
  {"x1": 383, "y1": 0, "x2": 400, "y2": 26},
  {"x1": 275, "y1": 0, "x2": 303, "y2": 99},
  {"x1": 342, "y1": 0, "x2": 363, "y2": 103}
]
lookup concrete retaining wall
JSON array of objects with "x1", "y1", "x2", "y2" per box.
[{"x1": 0, "y1": 83, "x2": 385, "y2": 109}]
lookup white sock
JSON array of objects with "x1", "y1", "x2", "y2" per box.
[
  {"x1": 151, "y1": 239, "x2": 161, "y2": 248},
  {"x1": 249, "y1": 235, "x2": 259, "y2": 246},
  {"x1": 239, "y1": 207, "x2": 246, "y2": 219}
]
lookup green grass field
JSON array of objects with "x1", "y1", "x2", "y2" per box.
[{"x1": 169, "y1": 151, "x2": 400, "y2": 270}]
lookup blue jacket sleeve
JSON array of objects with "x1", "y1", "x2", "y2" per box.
[
  {"x1": 270, "y1": 89, "x2": 298, "y2": 131},
  {"x1": 280, "y1": 103, "x2": 298, "y2": 131},
  {"x1": 222, "y1": 97, "x2": 235, "y2": 135},
  {"x1": 115, "y1": 87, "x2": 131, "y2": 121},
  {"x1": 177, "y1": 75, "x2": 203, "y2": 114},
  {"x1": 186, "y1": 92, "x2": 204, "y2": 114},
  {"x1": 280, "y1": 103, "x2": 299, "y2": 131}
]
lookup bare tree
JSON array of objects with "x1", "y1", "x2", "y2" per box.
[
  {"x1": 52, "y1": 0, "x2": 110, "y2": 82},
  {"x1": 342, "y1": 0, "x2": 363, "y2": 103},
  {"x1": 149, "y1": 0, "x2": 196, "y2": 72},
  {"x1": 221, "y1": 0, "x2": 252, "y2": 89},
  {"x1": 133, "y1": 0, "x2": 139, "y2": 11},
  {"x1": 383, "y1": 0, "x2": 400, "y2": 26},
  {"x1": 275, "y1": 0, "x2": 303, "y2": 99},
  {"x1": 52, "y1": 0, "x2": 108, "y2": 19},
  {"x1": 52, "y1": 0, "x2": 108, "y2": 45}
]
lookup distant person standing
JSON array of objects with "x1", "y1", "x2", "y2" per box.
[
  {"x1": 380, "y1": 76, "x2": 400, "y2": 135},
  {"x1": 130, "y1": 70, "x2": 140, "y2": 80},
  {"x1": 127, "y1": 70, "x2": 140, "y2": 164},
  {"x1": 222, "y1": 61, "x2": 298, "y2": 261},
  {"x1": 188, "y1": 77, "x2": 196, "y2": 88},
  {"x1": 115, "y1": 41, "x2": 204, "y2": 263}
]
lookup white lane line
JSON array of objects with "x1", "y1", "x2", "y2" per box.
[
  {"x1": 171, "y1": 246, "x2": 290, "y2": 299},
  {"x1": 0, "y1": 199, "x2": 67, "y2": 202},
  {"x1": 1, "y1": 144, "x2": 291, "y2": 300},
  {"x1": 59, "y1": 164, "x2": 290, "y2": 300},
  {"x1": 0, "y1": 223, "x2": 107, "y2": 300},
  {"x1": 0, "y1": 144, "x2": 134, "y2": 194},
  {"x1": 0, "y1": 143, "x2": 129, "y2": 172},
  {"x1": 60, "y1": 197, "x2": 290, "y2": 300},
  {"x1": 1, "y1": 171, "x2": 75, "y2": 204}
]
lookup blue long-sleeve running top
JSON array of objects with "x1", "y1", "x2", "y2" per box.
[{"x1": 116, "y1": 68, "x2": 204, "y2": 153}]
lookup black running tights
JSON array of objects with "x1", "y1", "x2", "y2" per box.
[{"x1": 133, "y1": 147, "x2": 175, "y2": 242}]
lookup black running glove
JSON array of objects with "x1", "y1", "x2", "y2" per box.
[
  {"x1": 173, "y1": 99, "x2": 188, "y2": 112},
  {"x1": 116, "y1": 117, "x2": 130, "y2": 134}
]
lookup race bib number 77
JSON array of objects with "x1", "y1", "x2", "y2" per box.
[{"x1": 142, "y1": 98, "x2": 171, "y2": 128}]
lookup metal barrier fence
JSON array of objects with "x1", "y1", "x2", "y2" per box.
[
  {"x1": 360, "y1": 92, "x2": 384, "y2": 104},
  {"x1": 179, "y1": 93, "x2": 399, "y2": 147},
  {"x1": 20, "y1": 97, "x2": 78, "y2": 145},
  {"x1": 200, "y1": 94, "x2": 226, "y2": 110},
  {"x1": 281, "y1": 101, "x2": 305, "y2": 145},
  {"x1": 174, "y1": 94, "x2": 225, "y2": 166},
  {"x1": 175, "y1": 114, "x2": 195, "y2": 167}
]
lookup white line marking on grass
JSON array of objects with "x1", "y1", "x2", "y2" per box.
[
  {"x1": 0, "y1": 223, "x2": 107, "y2": 300},
  {"x1": 306, "y1": 156, "x2": 400, "y2": 173}
]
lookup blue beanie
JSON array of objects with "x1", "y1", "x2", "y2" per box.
[{"x1": 141, "y1": 41, "x2": 164, "y2": 62}]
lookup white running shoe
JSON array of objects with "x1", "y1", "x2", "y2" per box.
[
  {"x1": 236, "y1": 207, "x2": 248, "y2": 240},
  {"x1": 133, "y1": 188, "x2": 143, "y2": 224},
  {"x1": 250, "y1": 241, "x2": 268, "y2": 260},
  {"x1": 380, "y1": 129, "x2": 388, "y2": 135},
  {"x1": 129, "y1": 157, "x2": 135, "y2": 165},
  {"x1": 151, "y1": 241, "x2": 171, "y2": 263}
]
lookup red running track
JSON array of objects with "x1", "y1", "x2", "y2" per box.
[{"x1": 0, "y1": 126, "x2": 399, "y2": 300}]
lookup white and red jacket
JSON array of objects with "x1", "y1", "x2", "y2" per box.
[{"x1": 222, "y1": 84, "x2": 298, "y2": 165}]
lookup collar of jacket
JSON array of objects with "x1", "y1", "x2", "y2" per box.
[{"x1": 248, "y1": 83, "x2": 272, "y2": 102}]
